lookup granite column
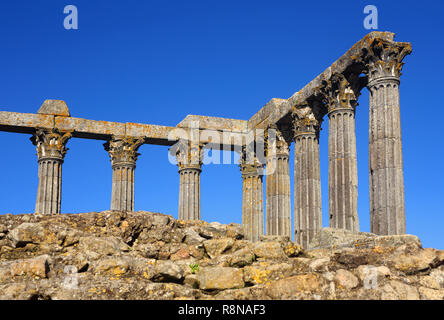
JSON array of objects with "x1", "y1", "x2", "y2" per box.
[
  {"x1": 265, "y1": 125, "x2": 291, "y2": 237},
  {"x1": 365, "y1": 40, "x2": 412, "y2": 235},
  {"x1": 104, "y1": 136, "x2": 144, "y2": 212},
  {"x1": 293, "y1": 106, "x2": 323, "y2": 247},
  {"x1": 240, "y1": 147, "x2": 264, "y2": 242},
  {"x1": 31, "y1": 129, "x2": 72, "y2": 215}
]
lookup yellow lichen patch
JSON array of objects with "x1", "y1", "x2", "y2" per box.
[
  {"x1": 44, "y1": 231, "x2": 59, "y2": 244},
  {"x1": 250, "y1": 268, "x2": 271, "y2": 285},
  {"x1": 88, "y1": 287, "x2": 98, "y2": 294},
  {"x1": 373, "y1": 246, "x2": 385, "y2": 254},
  {"x1": 113, "y1": 267, "x2": 126, "y2": 277}
]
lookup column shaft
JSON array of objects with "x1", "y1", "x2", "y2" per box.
[
  {"x1": 265, "y1": 129, "x2": 291, "y2": 237},
  {"x1": 35, "y1": 159, "x2": 63, "y2": 214},
  {"x1": 32, "y1": 129, "x2": 71, "y2": 215},
  {"x1": 111, "y1": 165, "x2": 136, "y2": 211},
  {"x1": 175, "y1": 140, "x2": 203, "y2": 220},
  {"x1": 328, "y1": 110, "x2": 359, "y2": 232},
  {"x1": 292, "y1": 107, "x2": 323, "y2": 248},
  {"x1": 368, "y1": 81, "x2": 405, "y2": 234},
  {"x1": 178, "y1": 168, "x2": 201, "y2": 220},
  {"x1": 104, "y1": 136, "x2": 144, "y2": 212},
  {"x1": 364, "y1": 39, "x2": 411, "y2": 235},
  {"x1": 242, "y1": 173, "x2": 264, "y2": 242}
]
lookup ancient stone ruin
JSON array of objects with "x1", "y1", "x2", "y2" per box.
[{"x1": 0, "y1": 31, "x2": 412, "y2": 248}]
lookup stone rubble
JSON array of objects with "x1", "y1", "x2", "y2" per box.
[{"x1": 0, "y1": 211, "x2": 442, "y2": 300}]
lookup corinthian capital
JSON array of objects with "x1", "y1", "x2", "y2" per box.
[
  {"x1": 364, "y1": 38, "x2": 412, "y2": 83},
  {"x1": 104, "y1": 136, "x2": 145, "y2": 167},
  {"x1": 239, "y1": 144, "x2": 264, "y2": 177},
  {"x1": 291, "y1": 102, "x2": 322, "y2": 138},
  {"x1": 265, "y1": 123, "x2": 292, "y2": 158},
  {"x1": 175, "y1": 140, "x2": 204, "y2": 170},
  {"x1": 31, "y1": 128, "x2": 72, "y2": 161},
  {"x1": 318, "y1": 74, "x2": 361, "y2": 114}
]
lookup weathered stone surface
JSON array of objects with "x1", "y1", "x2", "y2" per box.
[
  {"x1": 389, "y1": 248, "x2": 440, "y2": 274},
  {"x1": 307, "y1": 228, "x2": 376, "y2": 250},
  {"x1": 184, "y1": 274, "x2": 198, "y2": 288},
  {"x1": 381, "y1": 280, "x2": 420, "y2": 300},
  {"x1": 240, "y1": 154, "x2": 264, "y2": 242},
  {"x1": 183, "y1": 228, "x2": 206, "y2": 245},
  {"x1": 1, "y1": 255, "x2": 50, "y2": 280},
  {"x1": 243, "y1": 262, "x2": 293, "y2": 286},
  {"x1": 8, "y1": 223, "x2": 45, "y2": 247},
  {"x1": 265, "y1": 274, "x2": 321, "y2": 299},
  {"x1": 38, "y1": 100, "x2": 70, "y2": 117},
  {"x1": 0, "y1": 211, "x2": 440, "y2": 300},
  {"x1": 228, "y1": 247, "x2": 255, "y2": 268},
  {"x1": 259, "y1": 235, "x2": 290, "y2": 243},
  {"x1": 134, "y1": 242, "x2": 162, "y2": 259},
  {"x1": 373, "y1": 235, "x2": 422, "y2": 249},
  {"x1": 152, "y1": 261, "x2": 184, "y2": 283},
  {"x1": 177, "y1": 115, "x2": 248, "y2": 133},
  {"x1": 203, "y1": 238, "x2": 233, "y2": 259},
  {"x1": 197, "y1": 267, "x2": 244, "y2": 290},
  {"x1": 170, "y1": 248, "x2": 190, "y2": 261},
  {"x1": 334, "y1": 269, "x2": 359, "y2": 290},
  {"x1": 309, "y1": 258, "x2": 331, "y2": 272},
  {"x1": 226, "y1": 223, "x2": 244, "y2": 240},
  {"x1": 201, "y1": 222, "x2": 227, "y2": 239},
  {"x1": 78, "y1": 236, "x2": 130, "y2": 257},
  {"x1": 93, "y1": 256, "x2": 130, "y2": 276},
  {"x1": 283, "y1": 242, "x2": 304, "y2": 257},
  {"x1": 418, "y1": 287, "x2": 444, "y2": 300},
  {"x1": 355, "y1": 265, "x2": 391, "y2": 283},
  {"x1": 253, "y1": 241, "x2": 286, "y2": 260},
  {"x1": 307, "y1": 228, "x2": 422, "y2": 252}
]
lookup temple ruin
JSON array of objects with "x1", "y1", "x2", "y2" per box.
[{"x1": 0, "y1": 31, "x2": 412, "y2": 247}]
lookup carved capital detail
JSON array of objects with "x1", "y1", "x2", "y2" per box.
[
  {"x1": 363, "y1": 39, "x2": 412, "y2": 85},
  {"x1": 291, "y1": 103, "x2": 322, "y2": 139},
  {"x1": 239, "y1": 145, "x2": 264, "y2": 177},
  {"x1": 265, "y1": 123, "x2": 292, "y2": 158},
  {"x1": 317, "y1": 74, "x2": 361, "y2": 115},
  {"x1": 104, "y1": 136, "x2": 145, "y2": 167},
  {"x1": 175, "y1": 140, "x2": 204, "y2": 171},
  {"x1": 31, "y1": 128, "x2": 72, "y2": 161}
]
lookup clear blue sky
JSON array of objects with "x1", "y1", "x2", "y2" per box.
[{"x1": 0, "y1": 0, "x2": 443, "y2": 249}]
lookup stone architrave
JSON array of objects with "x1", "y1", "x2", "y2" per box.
[
  {"x1": 292, "y1": 104, "x2": 323, "y2": 247},
  {"x1": 31, "y1": 128, "x2": 72, "y2": 215},
  {"x1": 265, "y1": 124, "x2": 291, "y2": 238},
  {"x1": 240, "y1": 146, "x2": 264, "y2": 242},
  {"x1": 104, "y1": 136, "x2": 145, "y2": 212},
  {"x1": 175, "y1": 140, "x2": 204, "y2": 221},
  {"x1": 364, "y1": 39, "x2": 412, "y2": 235}
]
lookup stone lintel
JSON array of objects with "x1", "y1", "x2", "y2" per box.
[
  {"x1": 177, "y1": 115, "x2": 248, "y2": 133},
  {"x1": 248, "y1": 99, "x2": 289, "y2": 131},
  {"x1": 0, "y1": 111, "x2": 54, "y2": 134},
  {"x1": 124, "y1": 123, "x2": 176, "y2": 146},
  {"x1": 0, "y1": 111, "x2": 249, "y2": 148},
  {"x1": 54, "y1": 116, "x2": 126, "y2": 140}
]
